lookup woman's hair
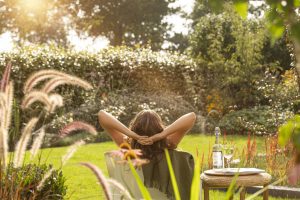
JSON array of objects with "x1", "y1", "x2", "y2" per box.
[{"x1": 129, "y1": 110, "x2": 167, "y2": 159}]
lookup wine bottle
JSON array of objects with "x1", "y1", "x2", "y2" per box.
[{"x1": 212, "y1": 127, "x2": 223, "y2": 169}]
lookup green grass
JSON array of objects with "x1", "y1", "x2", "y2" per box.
[{"x1": 27, "y1": 134, "x2": 293, "y2": 200}]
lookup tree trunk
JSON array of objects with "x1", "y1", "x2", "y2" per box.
[
  {"x1": 111, "y1": 25, "x2": 123, "y2": 46},
  {"x1": 293, "y1": 41, "x2": 300, "y2": 92}
]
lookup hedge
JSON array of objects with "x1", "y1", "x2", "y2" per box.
[
  {"x1": 0, "y1": 45, "x2": 201, "y2": 145},
  {"x1": 0, "y1": 45, "x2": 197, "y2": 99}
]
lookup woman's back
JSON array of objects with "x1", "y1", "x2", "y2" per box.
[{"x1": 142, "y1": 150, "x2": 194, "y2": 200}]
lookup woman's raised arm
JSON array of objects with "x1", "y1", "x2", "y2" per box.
[
  {"x1": 98, "y1": 110, "x2": 150, "y2": 146},
  {"x1": 150, "y1": 112, "x2": 196, "y2": 149}
]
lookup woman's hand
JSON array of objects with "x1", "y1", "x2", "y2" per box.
[
  {"x1": 129, "y1": 131, "x2": 153, "y2": 145},
  {"x1": 137, "y1": 137, "x2": 153, "y2": 145}
]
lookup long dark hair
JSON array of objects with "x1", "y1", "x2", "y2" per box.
[{"x1": 129, "y1": 110, "x2": 167, "y2": 159}]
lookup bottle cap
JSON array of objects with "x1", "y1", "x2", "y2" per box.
[{"x1": 215, "y1": 127, "x2": 221, "y2": 135}]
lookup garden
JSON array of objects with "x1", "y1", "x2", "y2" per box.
[{"x1": 0, "y1": 0, "x2": 300, "y2": 200}]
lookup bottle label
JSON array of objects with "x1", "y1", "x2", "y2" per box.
[{"x1": 213, "y1": 151, "x2": 223, "y2": 168}]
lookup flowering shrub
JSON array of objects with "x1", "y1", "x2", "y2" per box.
[
  {"x1": 0, "y1": 45, "x2": 200, "y2": 139},
  {"x1": 0, "y1": 45, "x2": 195, "y2": 99}
]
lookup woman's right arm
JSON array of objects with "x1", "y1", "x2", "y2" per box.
[{"x1": 98, "y1": 110, "x2": 150, "y2": 146}]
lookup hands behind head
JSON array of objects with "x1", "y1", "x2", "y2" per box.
[
  {"x1": 135, "y1": 132, "x2": 164, "y2": 145},
  {"x1": 137, "y1": 136, "x2": 153, "y2": 145}
]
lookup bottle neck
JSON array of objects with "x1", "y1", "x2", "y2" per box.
[{"x1": 215, "y1": 134, "x2": 219, "y2": 144}]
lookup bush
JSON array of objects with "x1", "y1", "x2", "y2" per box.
[
  {"x1": 0, "y1": 45, "x2": 195, "y2": 100},
  {"x1": 0, "y1": 45, "x2": 200, "y2": 140},
  {"x1": 1, "y1": 164, "x2": 67, "y2": 200},
  {"x1": 47, "y1": 131, "x2": 111, "y2": 147},
  {"x1": 218, "y1": 106, "x2": 293, "y2": 135}
]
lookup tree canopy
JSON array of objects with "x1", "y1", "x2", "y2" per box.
[
  {"x1": 0, "y1": 0, "x2": 67, "y2": 44},
  {"x1": 0, "y1": 0, "x2": 178, "y2": 49},
  {"x1": 61, "y1": 0, "x2": 177, "y2": 49}
]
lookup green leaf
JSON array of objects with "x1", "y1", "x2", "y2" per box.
[
  {"x1": 225, "y1": 169, "x2": 240, "y2": 200},
  {"x1": 234, "y1": 0, "x2": 248, "y2": 19},
  {"x1": 294, "y1": 0, "x2": 300, "y2": 7},
  {"x1": 292, "y1": 132, "x2": 300, "y2": 150},
  {"x1": 208, "y1": 0, "x2": 224, "y2": 13},
  {"x1": 190, "y1": 156, "x2": 201, "y2": 200},
  {"x1": 291, "y1": 22, "x2": 300, "y2": 43},
  {"x1": 266, "y1": 9, "x2": 285, "y2": 44},
  {"x1": 128, "y1": 159, "x2": 152, "y2": 200},
  {"x1": 278, "y1": 115, "x2": 300, "y2": 147},
  {"x1": 278, "y1": 120, "x2": 294, "y2": 146},
  {"x1": 268, "y1": 22, "x2": 285, "y2": 44},
  {"x1": 164, "y1": 149, "x2": 181, "y2": 200}
]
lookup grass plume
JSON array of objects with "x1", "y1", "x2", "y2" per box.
[
  {"x1": 59, "y1": 121, "x2": 97, "y2": 137},
  {"x1": 24, "y1": 70, "x2": 71, "y2": 93},
  {"x1": 36, "y1": 168, "x2": 54, "y2": 191},
  {"x1": 3, "y1": 82, "x2": 13, "y2": 130},
  {"x1": 107, "y1": 178, "x2": 133, "y2": 200},
  {"x1": 30, "y1": 128, "x2": 46, "y2": 160},
  {"x1": 80, "y1": 162, "x2": 111, "y2": 200},
  {"x1": 13, "y1": 117, "x2": 39, "y2": 167},
  {"x1": 80, "y1": 162, "x2": 112, "y2": 200},
  {"x1": 48, "y1": 94, "x2": 64, "y2": 112},
  {"x1": 22, "y1": 91, "x2": 53, "y2": 111},
  {"x1": 0, "y1": 62, "x2": 11, "y2": 92},
  {"x1": 0, "y1": 128, "x2": 8, "y2": 168},
  {"x1": 42, "y1": 77, "x2": 92, "y2": 93},
  {"x1": 61, "y1": 140, "x2": 85, "y2": 166}
]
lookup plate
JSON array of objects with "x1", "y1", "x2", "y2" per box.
[{"x1": 204, "y1": 168, "x2": 265, "y2": 176}]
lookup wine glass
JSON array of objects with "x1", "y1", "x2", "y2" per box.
[{"x1": 223, "y1": 145, "x2": 234, "y2": 168}]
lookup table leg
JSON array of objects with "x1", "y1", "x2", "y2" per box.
[
  {"x1": 263, "y1": 184, "x2": 269, "y2": 200},
  {"x1": 203, "y1": 183, "x2": 209, "y2": 200},
  {"x1": 240, "y1": 187, "x2": 245, "y2": 200}
]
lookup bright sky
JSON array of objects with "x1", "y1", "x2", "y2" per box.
[{"x1": 0, "y1": 0, "x2": 194, "y2": 52}]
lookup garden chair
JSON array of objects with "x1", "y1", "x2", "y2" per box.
[
  {"x1": 104, "y1": 152, "x2": 169, "y2": 200},
  {"x1": 104, "y1": 150, "x2": 195, "y2": 200}
]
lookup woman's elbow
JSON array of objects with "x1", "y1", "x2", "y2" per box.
[
  {"x1": 98, "y1": 110, "x2": 107, "y2": 123},
  {"x1": 188, "y1": 112, "x2": 197, "y2": 122}
]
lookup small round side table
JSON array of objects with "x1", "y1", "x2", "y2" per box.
[{"x1": 200, "y1": 170, "x2": 272, "y2": 200}]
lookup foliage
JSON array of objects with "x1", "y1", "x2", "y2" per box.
[
  {"x1": 189, "y1": 3, "x2": 268, "y2": 111},
  {"x1": 190, "y1": 1, "x2": 294, "y2": 116},
  {"x1": 48, "y1": 131, "x2": 111, "y2": 147},
  {"x1": 219, "y1": 106, "x2": 293, "y2": 135},
  {"x1": 63, "y1": 0, "x2": 178, "y2": 49},
  {"x1": 164, "y1": 149, "x2": 181, "y2": 200},
  {"x1": 0, "y1": 45, "x2": 195, "y2": 97},
  {"x1": 0, "y1": 0, "x2": 67, "y2": 44},
  {"x1": 279, "y1": 115, "x2": 300, "y2": 150},
  {"x1": 0, "y1": 63, "x2": 96, "y2": 199},
  {"x1": 0, "y1": 45, "x2": 198, "y2": 139},
  {"x1": 239, "y1": 134, "x2": 296, "y2": 186},
  {"x1": 256, "y1": 69, "x2": 299, "y2": 112},
  {"x1": 0, "y1": 164, "x2": 67, "y2": 200}
]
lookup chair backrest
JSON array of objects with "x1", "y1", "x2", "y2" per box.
[{"x1": 104, "y1": 152, "x2": 169, "y2": 200}]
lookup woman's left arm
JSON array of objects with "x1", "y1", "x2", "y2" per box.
[
  {"x1": 98, "y1": 110, "x2": 151, "y2": 146},
  {"x1": 150, "y1": 112, "x2": 196, "y2": 149}
]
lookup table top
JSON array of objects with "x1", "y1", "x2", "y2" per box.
[
  {"x1": 201, "y1": 170, "x2": 272, "y2": 187},
  {"x1": 204, "y1": 168, "x2": 265, "y2": 176}
]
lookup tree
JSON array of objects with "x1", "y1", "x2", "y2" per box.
[
  {"x1": 189, "y1": 3, "x2": 268, "y2": 111},
  {"x1": 63, "y1": 0, "x2": 177, "y2": 49},
  {"x1": 207, "y1": 0, "x2": 300, "y2": 181},
  {"x1": 189, "y1": 1, "x2": 294, "y2": 112},
  {"x1": 0, "y1": 0, "x2": 68, "y2": 44}
]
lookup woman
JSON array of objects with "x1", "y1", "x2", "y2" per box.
[{"x1": 98, "y1": 109, "x2": 196, "y2": 159}]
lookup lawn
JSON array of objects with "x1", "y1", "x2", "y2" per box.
[{"x1": 28, "y1": 134, "x2": 293, "y2": 200}]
